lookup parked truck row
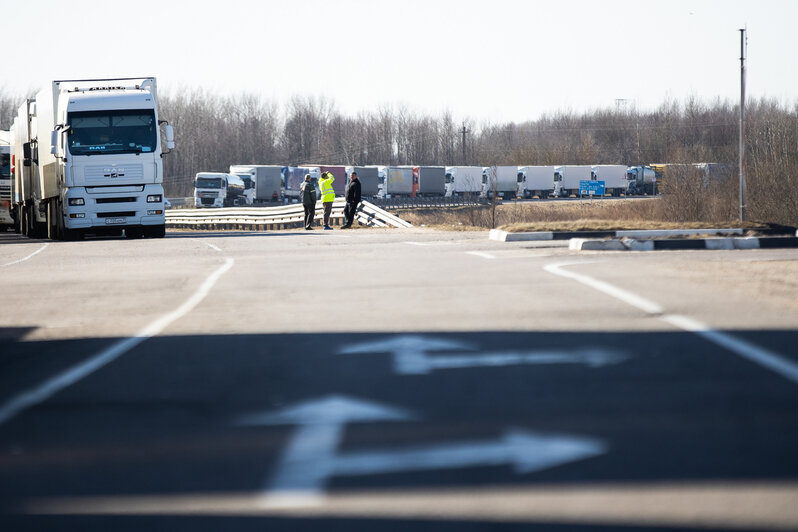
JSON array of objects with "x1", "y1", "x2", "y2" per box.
[
  {"x1": 4, "y1": 77, "x2": 175, "y2": 240},
  {"x1": 193, "y1": 162, "x2": 687, "y2": 206}
]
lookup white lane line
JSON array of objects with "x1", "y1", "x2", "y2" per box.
[
  {"x1": 2, "y1": 243, "x2": 49, "y2": 267},
  {"x1": 466, "y1": 251, "x2": 496, "y2": 260},
  {"x1": 545, "y1": 261, "x2": 798, "y2": 386},
  {"x1": 544, "y1": 261, "x2": 663, "y2": 315},
  {"x1": 0, "y1": 257, "x2": 235, "y2": 426},
  {"x1": 661, "y1": 314, "x2": 798, "y2": 385},
  {"x1": 205, "y1": 243, "x2": 222, "y2": 252}
]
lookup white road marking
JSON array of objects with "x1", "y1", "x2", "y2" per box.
[
  {"x1": 661, "y1": 314, "x2": 798, "y2": 385},
  {"x1": 465, "y1": 251, "x2": 496, "y2": 260},
  {"x1": 237, "y1": 395, "x2": 413, "y2": 508},
  {"x1": 0, "y1": 257, "x2": 235, "y2": 426},
  {"x1": 205, "y1": 243, "x2": 222, "y2": 252},
  {"x1": 237, "y1": 395, "x2": 604, "y2": 508},
  {"x1": 2, "y1": 243, "x2": 49, "y2": 267},
  {"x1": 545, "y1": 261, "x2": 798, "y2": 386},
  {"x1": 544, "y1": 261, "x2": 664, "y2": 315}
]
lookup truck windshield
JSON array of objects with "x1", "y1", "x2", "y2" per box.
[
  {"x1": 196, "y1": 178, "x2": 223, "y2": 189},
  {"x1": 0, "y1": 154, "x2": 9, "y2": 177},
  {"x1": 67, "y1": 109, "x2": 157, "y2": 156}
]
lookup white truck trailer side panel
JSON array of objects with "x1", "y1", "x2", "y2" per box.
[
  {"x1": 553, "y1": 165, "x2": 592, "y2": 197},
  {"x1": 518, "y1": 166, "x2": 556, "y2": 198}
]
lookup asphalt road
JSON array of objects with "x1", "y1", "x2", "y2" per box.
[{"x1": 1, "y1": 228, "x2": 798, "y2": 531}]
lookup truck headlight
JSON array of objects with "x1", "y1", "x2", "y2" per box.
[
  {"x1": 147, "y1": 194, "x2": 163, "y2": 203},
  {"x1": 68, "y1": 198, "x2": 85, "y2": 206}
]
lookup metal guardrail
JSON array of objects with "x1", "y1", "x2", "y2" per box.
[
  {"x1": 165, "y1": 199, "x2": 412, "y2": 230},
  {"x1": 372, "y1": 196, "x2": 488, "y2": 210}
]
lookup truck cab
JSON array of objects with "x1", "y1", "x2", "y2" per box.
[{"x1": 194, "y1": 172, "x2": 245, "y2": 207}]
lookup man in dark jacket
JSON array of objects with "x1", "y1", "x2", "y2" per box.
[
  {"x1": 342, "y1": 171, "x2": 361, "y2": 229},
  {"x1": 300, "y1": 174, "x2": 317, "y2": 230}
]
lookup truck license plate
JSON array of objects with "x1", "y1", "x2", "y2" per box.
[{"x1": 105, "y1": 217, "x2": 127, "y2": 225}]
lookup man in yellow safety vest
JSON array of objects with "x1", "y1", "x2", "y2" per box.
[{"x1": 319, "y1": 171, "x2": 336, "y2": 230}]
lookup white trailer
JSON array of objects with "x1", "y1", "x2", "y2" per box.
[
  {"x1": 445, "y1": 166, "x2": 483, "y2": 197},
  {"x1": 590, "y1": 165, "x2": 628, "y2": 196},
  {"x1": 482, "y1": 166, "x2": 518, "y2": 199},
  {"x1": 0, "y1": 130, "x2": 13, "y2": 230},
  {"x1": 229, "y1": 164, "x2": 282, "y2": 204},
  {"x1": 12, "y1": 77, "x2": 174, "y2": 239},
  {"x1": 517, "y1": 166, "x2": 555, "y2": 198},
  {"x1": 553, "y1": 165, "x2": 592, "y2": 198}
]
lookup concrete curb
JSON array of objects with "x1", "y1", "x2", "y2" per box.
[
  {"x1": 490, "y1": 227, "x2": 797, "y2": 243},
  {"x1": 568, "y1": 236, "x2": 798, "y2": 252}
]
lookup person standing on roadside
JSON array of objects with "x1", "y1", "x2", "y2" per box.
[
  {"x1": 319, "y1": 171, "x2": 336, "y2": 230},
  {"x1": 300, "y1": 174, "x2": 317, "y2": 230},
  {"x1": 342, "y1": 171, "x2": 361, "y2": 229}
]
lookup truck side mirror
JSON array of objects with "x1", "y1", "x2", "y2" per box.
[
  {"x1": 50, "y1": 130, "x2": 58, "y2": 155},
  {"x1": 164, "y1": 125, "x2": 175, "y2": 150}
]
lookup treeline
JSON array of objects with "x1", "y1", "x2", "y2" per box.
[{"x1": 1, "y1": 89, "x2": 796, "y2": 224}]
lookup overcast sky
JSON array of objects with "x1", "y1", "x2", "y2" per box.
[{"x1": 3, "y1": 0, "x2": 796, "y2": 123}]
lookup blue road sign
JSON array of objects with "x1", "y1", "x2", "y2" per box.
[{"x1": 579, "y1": 180, "x2": 605, "y2": 196}]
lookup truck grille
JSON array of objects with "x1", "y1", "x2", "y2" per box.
[
  {"x1": 95, "y1": 197, "x2": 137, "y2": 204},
  {"x1": 97, "y1": 211, "x2": 136, "y2": 218},
  {"x1": 85, "y1": 165, "x2": 145, "y2": 182}
]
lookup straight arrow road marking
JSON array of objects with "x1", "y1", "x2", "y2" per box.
[
  {"x1": 339, "y1": 335, "x2": 629, "y2": 375},
  {"x1": 236, "y1": 395, "x2": 607, "y2": 508}
]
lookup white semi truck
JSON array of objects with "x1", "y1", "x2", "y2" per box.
[
  {"x1": 444, "y1": 166, "x2": 482, "y2": 197},
  {"x1": 517, "y1": 166, "x2": 555, "y2": 198},
  {"x1": 590, "y1": 165, "x2": 628, "y2": 196},
  {"x1": 11, "y1": 77, "x2": 174, "y2": 239},
  {"x1": 229, "y1": 164, "x2": 282, "y2": 204},
  {"x1": 553, "y1": 165, "x2": 592, "y2": 198},
  {"x1": 194, "y1": 172, "x2": 247, "y2": 207},
  {"x1": 482, "y1": 166, "x2": 518, "y2": 199},
  {"x1": 0, "y1": 130, "x2": 13, "y2": 230}
]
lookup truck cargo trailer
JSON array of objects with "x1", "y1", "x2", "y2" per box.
[
  {"x1": 553, "y1": 165, "x2": 592, "y2": 198},
  {"x1": 517, "y1": 166, "x2": 555, "y2": 198},
  {"x1": 482, "y1": 166, "x2": 518, "y2": 199},
  {"x1": 230, "y1": 164, "x2": 282, "y2": 204},
  {"x1": 590, "y1": 165, "x2": 628, "y2": 196}
]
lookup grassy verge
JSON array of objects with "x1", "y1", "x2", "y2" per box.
[{"x1": 396, "y1": 198, "x2": 780, "y2": 233}]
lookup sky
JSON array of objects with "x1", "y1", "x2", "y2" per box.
[{"x1": 2, "y1": 0, "x2": 796, "y2": 123}]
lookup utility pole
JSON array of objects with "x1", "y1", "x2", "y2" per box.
[
  {"x1": 461, "y1": 122, "x2": 468, "y2": 165},
  {"x1": 739, "y1": 27, "x2": 747, "y2": 222}
]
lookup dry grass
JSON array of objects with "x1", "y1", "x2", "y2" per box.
[{"x1": 396, "y1": 197, "x2": 776, "y2": 232}]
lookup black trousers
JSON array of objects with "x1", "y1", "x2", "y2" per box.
[
  {"x1": 343, "y1": 201, "x2": 358, "y2": 226},
  {"x1": 303, "y1": 204, "x2": 315, "y2": 228}
]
